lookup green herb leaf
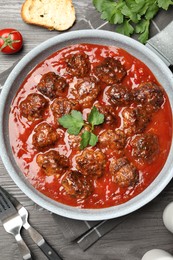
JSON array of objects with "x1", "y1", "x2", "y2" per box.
[
  {"x1": 121, "y1": 4, "x2": 139, "y2": 23},
  {"x1": 116, "y1": 19, "x2": 134, "y2": 37},
  {"x1": 59, "y1": 107, "x2": 104, "y2": 149},
  {"x1": 58, "y1": 110, "x2": 84, "y2": 135},
  {"x1": 80, "y1": 130, "x2": 91, "y2": 150},
  {"x1": 129, "y1": 0, "x2": 147, "y2": 15},
  {"x1": 89, "y1": 133, "x2": 98, "y2": 147},
  {"x1": 80, "y1": 131, "x2": 98, "y2": 149},
  {"x1": 135, "y1": 19, "x2": 148, "y2": 33},
  {"x1": 145, "y1": 4, "x2": 159, "y2": 20},
  {"x1": 100, "y1": 4, "x2": 117, "y2": 22},
  {"x1": 93, "y1": 0, "x2": 115, "y2": 12},
  {"x1": 136, "y1": 19, "x2": 150, "y2": 43},
  {"x1": 110, "y1": 0, "x2": 125, "y2": 24},
  {"x1": 92, "y1": 0, "x2": 104, "y2": 12},
  {"x1": 93, "y1": 0, "x2": 117, "y2": 22},
  {"x1": 110, "y1": 10, "x2": 124, "y2": 24},
  {"x1": 157, "y1": 0, "x2": 173, "y2": 10},
  {"x1": 88, "y1": 106, "x2": 104, "y2": 128},
  {"x1": 92, "y1": 0, "x2": 173, "y2": 43}
]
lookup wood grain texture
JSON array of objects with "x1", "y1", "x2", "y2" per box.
[{"x1": 0, "y1": 1, "x2": 173, "y2": 260}]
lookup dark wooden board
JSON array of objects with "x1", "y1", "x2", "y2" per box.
[{"x1": 0, "y1": 1, "x2": 173, "y2": 259}]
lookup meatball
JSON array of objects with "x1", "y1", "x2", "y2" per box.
[
  {"x1": 32, "y1": 122, "x2": 58, "y2": 149},
  {"x1": 67, "y1": 125, "x2": 90, "y2": 150},
  {"x1": 135, "y1": 107, "x2": 151, "y2": 132},
  {"x1": 110, "y1": 157, "x2": 139, "y2": 187},
  {"x1": 36, "y1": 150, "x2": 69, "y2": 177},
  {"x1": 19, "y1": 93, "x2": 48, "y2": 121},
  {"x1": 37, "y1": 72, "x2": 68, "y2": 99},
  {"x1": 94, "y1": 102, "x2": 117, "y2": 125},
  {"x1": 122, "y1": 107, "x2": 136, "y2": 135},
  {"x1": 62, "y1": 171, "x2": 93, "y2": 199},
  {"x1": 130, "y1": 133, "x2": 159, "y2": 162},
  {"x1": 75, "y1": 149, "x2": 106, "y2": 177},
  {"x1": 94, "y1": 57, "x2": 127, "y2": 84},
  {"x1": 133, "y1": 82, "x2": 164, "y2": 111},
  {"x1": 107, "y1": 84, "x2": 132, "y2": 106},
  {"x1": 99, "y1": 129, "x2": 126, "y2": 151},
  {"x1": 66, "y1": 53, "x2": 91, "y2": 77},
  {"x1": 51, "y1": 97, "x2": 80, "y2": 123},
  {"x1": 68, "y1": 134, "x2": 82, "y2": 149},
  {"x1": 122, "y1": 107, "x2": 151, "y2": 135},
  {"x1": 72, "y1": 78, "x2": 100, "y2": 108}
]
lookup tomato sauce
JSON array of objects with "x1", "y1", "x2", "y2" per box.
[{"x1": 9, "y1": 43, "x2": 172, "y2": 209}]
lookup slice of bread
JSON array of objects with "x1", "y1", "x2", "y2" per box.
[{"x1": 21, "y1": 0, "x2": 76, "y2": 31}]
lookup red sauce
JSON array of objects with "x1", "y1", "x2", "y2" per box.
[{"x1": 9, "y1": 43, "x2": 172, "y2": 209}]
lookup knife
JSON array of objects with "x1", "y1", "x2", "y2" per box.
[{"x1": 2, "y1": 187, "x2": 63, "y2": 260}]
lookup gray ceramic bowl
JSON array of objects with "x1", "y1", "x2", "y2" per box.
[{"x1": 0, "y1": 30, "x2": 173, "y2": 220}]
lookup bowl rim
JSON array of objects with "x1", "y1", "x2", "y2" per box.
[{"x1": 0, "y1": 29, "x2": 173, "y2": 220}]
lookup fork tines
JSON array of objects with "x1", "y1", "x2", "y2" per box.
[{"x1": 0, "y1": 187, "x2": 18, "y2": 222}]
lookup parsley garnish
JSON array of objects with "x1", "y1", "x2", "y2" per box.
[
  {"x1": 58, "y1": 106, "x2": 104, "y2": 150},
  {"x1": 88, "y1": 106, "x2": 104, "y2": 129},
  {"x1": 58, "y1": 110, "x2": 84, "y2": 135},
  {"x1": 93, "y1": 0, "x2": 173, "y2": 43}
]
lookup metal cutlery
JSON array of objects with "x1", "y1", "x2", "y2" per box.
[
  {"x1": 0, "y1": 186, "x2": 63, "y2": 260},
  {"x1": 0, "y1": 187, "x2": 33, "y2": 260}
]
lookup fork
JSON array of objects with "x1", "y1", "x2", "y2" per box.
[
  {"x1": 1, "y1": 186, "x2": 63, "y2": 260},
  {"x1": 0, "y1": 187, "x2": 33, "y2": 260}
]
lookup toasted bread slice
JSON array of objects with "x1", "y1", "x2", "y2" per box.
[{"x1": 21, "y1": 0, "x2": 76, "y2": 31}]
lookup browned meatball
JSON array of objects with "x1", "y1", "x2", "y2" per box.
[
  {"x1": 32, "y1": 122, "x2": 58, "y2": 149},
  {"x1": 122, "y1": 107, "x2": 151, "y2": 135},
  {"x1": 107, "y1": 84, "x2": 132, "y2": 106},
  {"x1": 51, "y1": 97, "x2": 80, "y2": 123},
  {"x1": 75, "y1": 149, "x2": 106, "y2": 177},
  {"x1": 72, "y1": 78, "x2": 100, "y2": 108},
  {"x1": 110, "y1": 157, "x2": 139, "y2": 187},
  {"x1": 68, "y1": 134, "x2": 82, "y2": 149},
  {"x1": 99, "y1": 129, "x2": 126, "y2": 151},
  {"x1": 94, "y1": 102, "x2": 117, "y2": 125},
  {"x1": 36, "y1": 150, "x2": 69, "y2": 177},
  {"x1": 37, "y1": 72, "x2": 68, "y2": 99},
  {"x1": 66, "y1": 53, "x2": 91, "y2": 77},
  {"x1": 130, "y1": 133, "x2": 159, "y2": 162},
  {"x1": 135, "y1": 107, "x2": 151, "y2": 133},
  {"x1": 94, "y1": 57, "x2": 127, "y2": 84},
  {"x1": 133, "y1": 82, "x2": 164, "y2": 112},
  {"x1": 67, "y1": 125, "x2": 90, "y2": 150},
  {"x1": 62, "y1": 171, "x2": 93, "y2": 199},
  {"x1": 122, "y1": 107, "x2": 136, "y2": 135},
  {"x1": 20, "y1": 93, "x2": 48, "y2": 121}
]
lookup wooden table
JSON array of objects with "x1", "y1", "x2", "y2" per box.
[{"x1": 1, "y1": 1, "x2": 173, "y2": 259}]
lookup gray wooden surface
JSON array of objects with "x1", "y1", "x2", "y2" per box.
[{"x1": 1, "y1": 1, "x2": 173, "y2": 260}]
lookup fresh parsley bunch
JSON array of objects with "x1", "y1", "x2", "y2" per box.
[
  {"x1": 58, "y1": 107, "x2": 104, "y2": 150},
  {"x1": 93, "y1": 0, "x2": 173, "y2": 43}
]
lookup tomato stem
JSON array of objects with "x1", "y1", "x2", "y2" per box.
[{"x1": 0, "y1": 33, "x2": 21, "y2": 51}]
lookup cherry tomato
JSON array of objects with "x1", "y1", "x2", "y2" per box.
[{"x1": 0, "y1": 28, "x2": 23, "y2": 54}]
